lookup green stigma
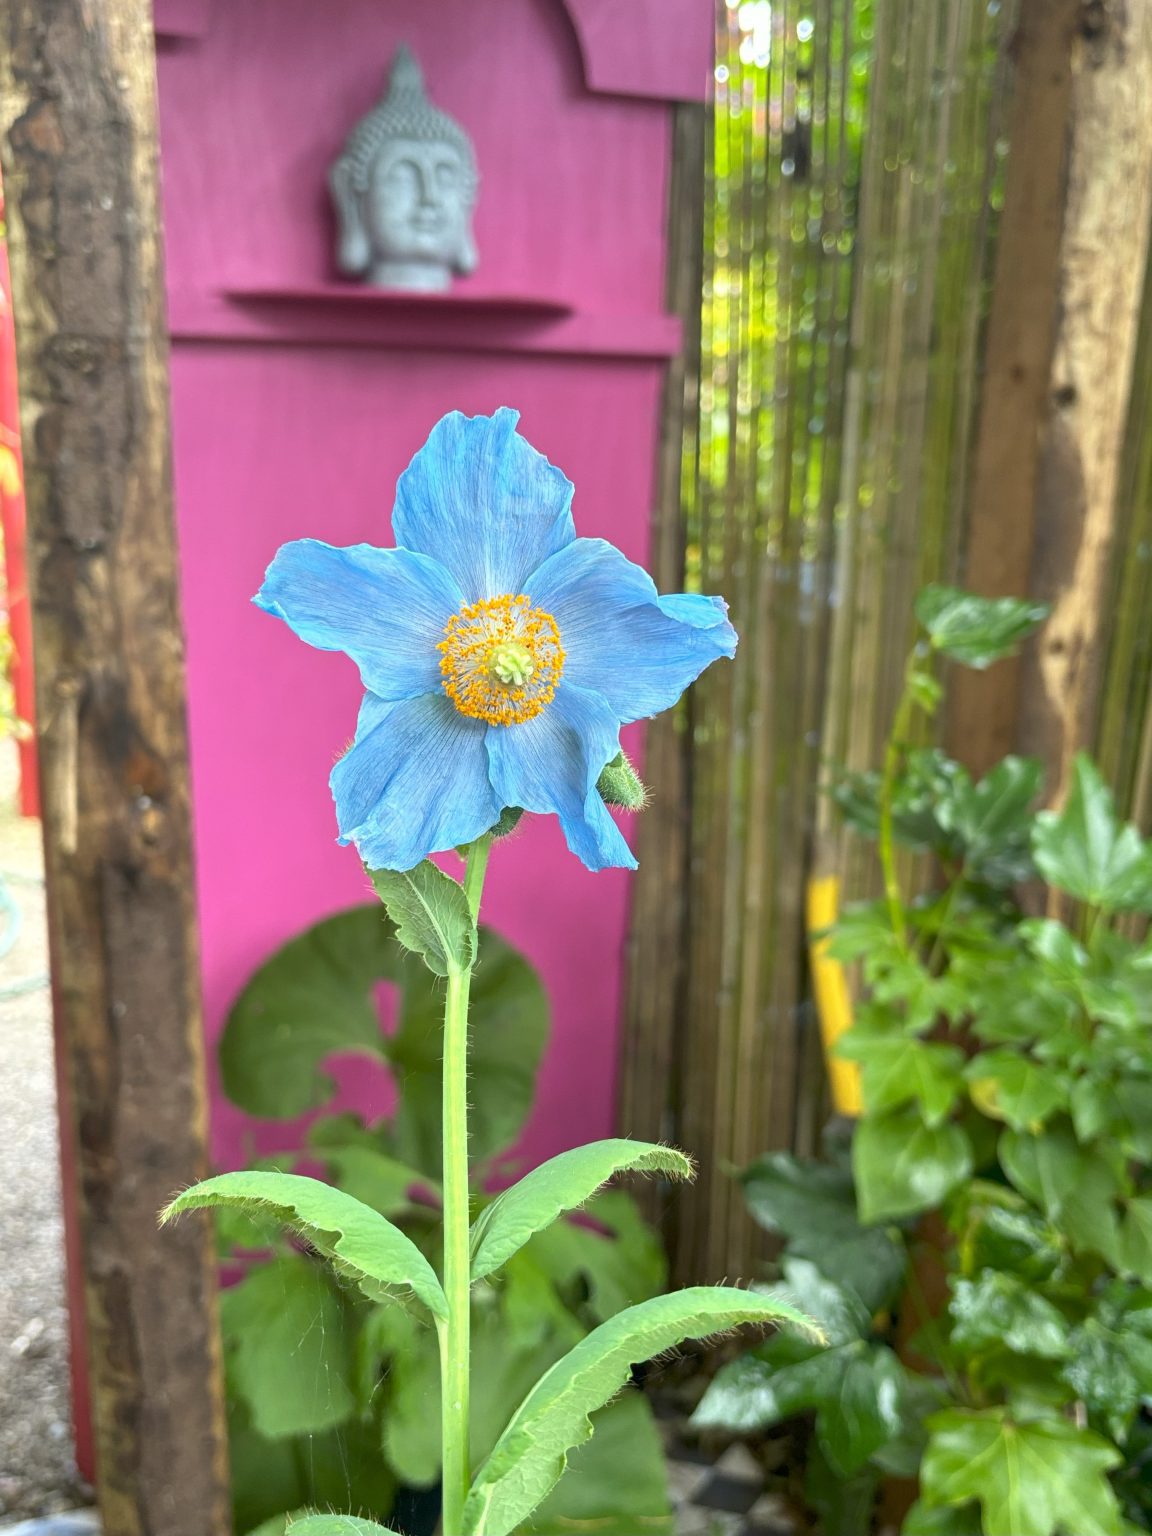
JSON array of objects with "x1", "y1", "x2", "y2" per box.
[{"x1": 488, "y1": 640, "x2": 535, "y2": 687}]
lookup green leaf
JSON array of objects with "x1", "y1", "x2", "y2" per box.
[
  {"x1": 918, "y1": 1408, "x2": 1122, "y2": 1536},
  {"x1": 1063, "y1": 1318, "x2": 1148, "y2": 1442},
  {"x1": 938, "y1": 756, "x2": 1044, "y2": 886},
  {"x1": 281, "y1": 1521, "x2": 399, "y2": 1535},
  {"x1": 163, "y1": 1170, "x2": 447, "y2": 1317},
  {"x1": 1032, "y1": 756, "x2": 1152, "y2": 911},
  {"x1": 841, "y1": 1036, "x2": 965, "y2": 1125},
  {"x1": 523, "y1": 1189, "x2": 668, "y2": 1326},
  {"x1": 1120, "y1": 1197, "x2": 1152, "y2": 1285},
  {"x1": 222, "y1": 1255, "x2": 356, "y2": 1438},
  {"x1": 218, "y1": 911, "x2": 547, "y2": 1163},
  {"x1": 693, "y1": 1337, "x2": 908, "y2": 1478},
  {"x1": 954, "y1": 1186, "x2": 1063, "y2": 1283},
  {"x1": 523, "y1": 1393, "x2": 673, "y2": 1535},
  {"x1": 948, "y1": 1272, "x2": 1070, "y2": 1362},
  {"x1": 964, "y1": 1051, "x2": 1066, "y2": 1131},
  {"x1": 999, "y1": 1127, "x2": 1124, "y2": 1267},
  {"x1": 227, "y1": 1399, "x2": 395, "y2": 1536},
  {"x1": 853, "y1": 1110, "x2": 973, "y2": 1223},
  {"x1": 771, "y1": 1257, "x2": 872, "y2": 1346},
  {"x1": 309, "y1": 1139, "x2": 433, "y2": 1219},
  {"x1": 368, "y1": 859, "x2": 474, "y2": 976},
  {"x1": 739, "y1": 1153, "x2": 907, "y2": 1313},
  {"x1": 389, "y1": 927, "x2": 549, "y2": 1175},
  {"x1": 220, "y1": 906, "x2": 403, "y2": 1118},
  {"x1": 470, "y1": 1139, "x2": 692, "y2": 1282},
  {"x1": 915, "y1": 586, "x2": 1048, "y2": 669},
  {"x1": 461, "y1": 1286, "x2": 819, "y2": 1536},
  {"x1": 903, "y1": 1500, "x2": 984, "y2": 1536}
]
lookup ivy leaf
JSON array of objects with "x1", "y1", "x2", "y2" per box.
[
  {"x1": 915, "y1": 586, "x2": 1048, "y2": 669},
  {"x1": 1032, "y1": 756, "x2": 1152, "y2": 912},
  {"x1": 841, "y1": 1036, "x2": 965, "y2": 1125},
  {"x1": 1063, "y1": 1318, "x2": 1147, "y2": 1442},
  {"x1": 368, "y1": 860, "x2": 474, "y2": 976},
  {"x1": 1120, "y1": 1197, "x2": 1152, "y2": 1286},
  {"x1": 939, "y1": 756, "x2": 1044, "y2": 886},
  {"x1": 163, "y1": 1170, "x2": 447, "y2": 1317},
  {"x1": 918, "y1": 1408, "x2": 1122, "y2": 1536},
  {"x1": 694, "y1": 1338, "x2": 909, "y2": 1478},
  {"x1": 999, "y1": 1127, "x2": 1124, "y2": 1268},
  {"x1": 470, "y1": 1139, "x2": 693, "y2": 1282},
  {"x1": 964, "y1": 1051, "x2": 1067, "y2": 1132},
  {"x1": 739, "y1": 1153, "x2": 907, "y2": 1313},
  {"x1": 853, "y1": 1109, "x2": 973, "y2": 1223},
  {"x1": 954, "y1": 1186, "x2": 1063, "y2": 1283},
  {"x1": 461, "y1": 1287, "x2": 819, "y2": 1536},
  {"x1": 948, "y1": 1272, "x2": 1070, "y2": 1362},
  {"x1": 221, "y1": 1254, "x2": 356, "y2": 1438}
]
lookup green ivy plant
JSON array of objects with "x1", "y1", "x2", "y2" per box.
[
  {"x1": 696, "y1": 587, "x2": 1152, "y2": 1536},
  {"x1": 210, "y1": 907, "x2": 680, "y2": 1536}
]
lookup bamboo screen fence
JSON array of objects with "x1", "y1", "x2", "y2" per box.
[{"x1": 621, "y1": 0, "x2": 1019, "y2": 1283}]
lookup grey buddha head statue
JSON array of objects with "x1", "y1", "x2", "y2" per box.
[{"x1": 329, "y1": 46, "x2": 479, "y2": 292}]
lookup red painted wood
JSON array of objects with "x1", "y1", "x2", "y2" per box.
[{"x1": 0, "y1": 174, "x2": 37, "y2": 815}]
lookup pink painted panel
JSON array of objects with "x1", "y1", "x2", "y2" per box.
[
  {"x1": 156, "y1": 0, "x2": 695, "y2": 1175},
  {"x1": 170, "y1": 347, "x2": 660, "y2": 1171},
  {"x1": 156, "y1": 0, "x2": 672, "y2": 316}
]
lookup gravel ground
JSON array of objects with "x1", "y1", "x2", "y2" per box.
[{"x1": 0, "y1": 739, "x2": 90, "y2": 1523}]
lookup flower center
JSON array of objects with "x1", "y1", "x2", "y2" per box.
[{"x1": 438, "y1": 593, "x2": 564, "y2": 726}]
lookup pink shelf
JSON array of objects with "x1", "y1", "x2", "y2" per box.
[
  {"x1": 165, "y1": 284, "x2": 683, "y2": 361},
  {"x1": 227, "y1": 283, "x2": 575, "y2": 321}
]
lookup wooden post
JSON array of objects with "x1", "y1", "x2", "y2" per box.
[
  {"x1": 1016, "y1": 2, "x2": 1152, "y2": 794},
  {"x1": 0, "y1": 5, "x2": 231, "y2": 1535},
  {"x1": 946, "y1": 0, "x2": 1081, "y2": 776},
  {"x1": 950, "y1": 0, "x2": 1152, "y2": 792}
]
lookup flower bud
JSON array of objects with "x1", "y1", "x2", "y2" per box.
[{"x1": 596, "y1": 752, "x2": 647, "y2": 811}]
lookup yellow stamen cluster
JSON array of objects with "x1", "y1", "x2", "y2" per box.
[{"x1": 439, "y1": 593, "x2": 564, "y2": 726}]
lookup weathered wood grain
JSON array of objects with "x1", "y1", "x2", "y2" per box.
[{"x1": 0, "y1": 3, "x2": 230, "y2": 1532}]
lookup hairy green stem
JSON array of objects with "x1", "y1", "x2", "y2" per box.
[{"x1": 439, "y1": 838, "x2": 490, "y2": 1536}]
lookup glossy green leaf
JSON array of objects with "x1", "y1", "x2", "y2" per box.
[
  {"x1": 902, "y1": 1499, "x2": 984, "y2": 1536},
  {"x1": 771, "y1": 1257, "x2": 872, "y2": 1345},
  {"x1": 1120, "y1": 1197, "x2": 1152, "y2": 1286},
  {"x1": 948, "y1": 1272, "x2": 1070, "y2": 1362},
  {"x1": 853, "y1": 1109, "x2": 973, "y2": 1223},
  {"x1": 841, "y1": 1036, "x2": 965, "y2": 1125},
  {"x1": 938, "y1": 755, "x2": 1044, "y2": 886},
  {"x1": 389, "y1": 928, "x2": 549, "y2": 1175},
  {"x1": 163, "y1": 1170, "x2": 447, "y2": 1317},
  {"x1": 739, "y1": 1153, "x2": 907, "y2": 1313},
  {"x1": 819, "y1": 1345, "x2": 907, "y2": 1477},
  {"x1": 964, "y1": 1051, "x2": 1066, "y2": 1131},
  {"x1": 222, "y1": 1254, "x2": 356, "y2": 1438},
  {"x1": 918, "y1": 1408, "x2": 1122, "y2": 1536},
  {"x1": 368, "y1": 859, "x2": 474, "y2": 976},
  {"x1": 470, "y1": 1139, "x2": 692, "y2": 1281},
  {"x1": 461, "y1": 1287, "x2": 819, "y2": 1536},
  {"x1": 955, "y1": 1187, "x2": 1063, "y2": 1283},
  {"x1": 523, "y1": 1393, "x2": 673, "y2": 1535},
  {"x1": 999, "y1": 1127, "x2": 1124, "y2": 1268},
  {"x1": 1063, "y1": 1318, "x2": 1150, "y2": 1443},
  {"x1": 1032, "y1": 755, "x2": 1152, "y2": 911},
  {"x1": 915, "y1": 586, "x2": 1048, "y2": 669}
]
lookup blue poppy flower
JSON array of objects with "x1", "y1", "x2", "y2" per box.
[{"x1": 254, "y1": 408, "x2": 737, "y2": 873}]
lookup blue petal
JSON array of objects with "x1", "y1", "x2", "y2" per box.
[
  {"x1": 331, "y1": 692, "x2": 501, "y2": 870},
  {"x1": 255, "y1": 539, "x2": 464, "y2": 701},
  {"x1": 485, "y1": 682, "x2": 636, "y2": 872},
  {"x1": 524, "y1": 539, "x2": 737, "y2": 724},
  {"x1": 392, "y1": 409, "x2": 576, "y2": 603}
]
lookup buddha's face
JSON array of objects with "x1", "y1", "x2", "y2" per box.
[{"x1": 365, "y1": 139, "x2": 472, "y2": 269}]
